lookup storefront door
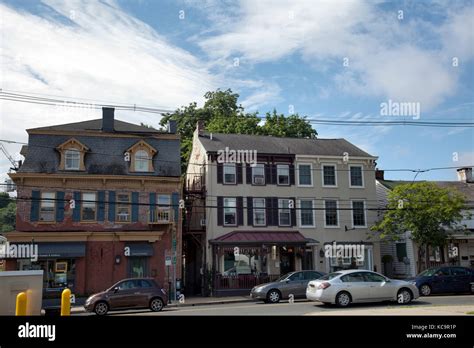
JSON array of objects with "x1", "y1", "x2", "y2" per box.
[{"x1": 279, "y1": 247, "x2": 294, "y2": 275}]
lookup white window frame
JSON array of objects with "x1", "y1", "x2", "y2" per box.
[
  {"x1": 116, "y1": 193, "x2": 131, "y2": 222},
  {"x1": 351, "y1": 200, "x2": 367, "y2": 228},
  {"x1": 297, "y1": 163, "x2": 313, "y2": 187},
  {"x1": 278, "y1": 199, "x2": 291, "y2": 226},
  {"x1": 321, "y1": 164, "x2": 337, "y2": 187},
  {"x1": 251, "y1": 164, "x2": 265, "y2": 185},
  {"x1": 157, "y1": 194, "x2": 171, "y2": 222},
  {"x1": 349, "y1": 165, "x2": 364, "y2": 188},
  {"x1": 276, "y1": 164, "x2": 290, "y2": 186},
  {"x1": 39, "y1": 192, "x2": 55, "y2": 222},
  {"x1": 252, "y1": 198, "x2": 266, "y2": 226},
  {"x1": 65, "y1": 149, "x2": 80, "y2": 170},
  {"x1": 81, "y1": 192, "x2": 97, "y2": 221},
  {"x1": 324, "y1": 199, "x2": 339, "y2": 228},
  {"x1": 223, "y1": 197, "x2": 237, "y2": 226},
  {"x1": 298, "y1": 199, "x2": 315, "y2": 228},
  {"x1": 135, "y1": 150, "x2": 150, "y2": 172},
  {"x1": 223, "y1": 163, "x2": 236, "y2": 185}
]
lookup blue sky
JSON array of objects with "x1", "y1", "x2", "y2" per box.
[{"x1": 0, "y1": 0, "x2": 473, "y2": 182}]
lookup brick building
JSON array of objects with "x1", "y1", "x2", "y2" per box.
[{"x1": 4, "y1": 108, "x2": 182, "y2": 297}]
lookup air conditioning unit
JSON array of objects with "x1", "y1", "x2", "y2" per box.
[
  {"x1": 253, "y1": 175, "x2": 265, "y2": 185},
  {"x1": 200, "y1": 218, "x2": 206, "y2": 227}
]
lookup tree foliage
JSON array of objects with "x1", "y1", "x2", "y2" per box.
[{"x1": 0, "y1": 192, "x2": 15, "y2": 232}]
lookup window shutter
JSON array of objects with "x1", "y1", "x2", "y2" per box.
[
  {"x1": 236, "y1": 163, "x2": 243, "y2": 184},
  {"x1": 246, "y1": 164, "x2": 252, "y2": 184},
  {"x1": 289, "y1": 164, "x2": 295, "y2": 185},
  {"x1": 271, "y1": 165, "x2": 277, "y2": 185},
  {"x1": 291, "y1": 197, "x2": 296, "y2": 226},
  {"x1": 264, "y1": 164, "x2": 270, "y2": 186},
  {"x1": 72, "y1": 191, "x2": 81, "y2": 222},
  {"x1": 108, "y1": 191, "x2": 116, "y2": 222},
  {"x1": 56, "y1": 191, "x2": 65, "y2": 222},
  {"x1": 30, "y1": 190, "x2": 40, "y2": 222},
  {"x1": 217, "y1": 162, "x2": 223, "y2": 184},
  {"x1": 237, "y1": 196, "x2": 244, "y2": 225},
  {"x1": 149, "y1": 193, "x2": 156, "y2": 222},
  {"x1": 266, "y1": 197, "x2": 273, "y2": 226},
  {"x1": 97, "y1": 191, "x2": 105, "y2": 222},
  {"x1": 172, "y1": 192, "x2": 179, "y2": 223},
  {"x1": 273, "y1": 197, "x2": 279, "y2": 226},
  {"x1": 217, "y1": 197, "x2": 223, "y2": 226},
  {"x1": 247, "y1": 197, "x2": 253, "y2": 226},
  {"x1": 131, "y1": 192, "x2": 139, "y2": 222}
]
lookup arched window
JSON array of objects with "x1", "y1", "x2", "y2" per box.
[{"x1": 135, "y1": 150, "x2": 149, "y2": 172}]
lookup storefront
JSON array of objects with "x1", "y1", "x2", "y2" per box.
[
  {"x1": 323, "y1": 242, "x2": 374, "y2": 273},
  {"x1": 125, "y1": 242, "x2": 154, "y2": 278}
]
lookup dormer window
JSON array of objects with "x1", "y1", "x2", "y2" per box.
[
  {"x1": 56, "y1": 138, "x2": 88, "y2": 171},
  {"x1": 127, "y1": 140, "x2": 157, "y2": 173}
]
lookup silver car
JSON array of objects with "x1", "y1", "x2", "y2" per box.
[
  {"x1": 251, "y1": 270, "x2": 325, "y2": 303},
  {"x1": 306, "y1": 270, "x2": 419, "y2": 307}
]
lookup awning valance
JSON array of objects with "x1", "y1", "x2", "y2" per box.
[
  {"x1": 125, "y1": 242, "x2": 154, "y2": 256},
  {"x1": 210, "y1": 231, "x2": 307, "y2": 245}
]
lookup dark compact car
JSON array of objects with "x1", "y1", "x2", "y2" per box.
[
  {"x1": 250, "y1": 270, "x2": 325, "y2": 303},
  {"x1": 84, "y1": 278, "x2": 168, "y2": 315},
  {"x1": 407, "y1": 266, "x2": 474, "y2": 296}
]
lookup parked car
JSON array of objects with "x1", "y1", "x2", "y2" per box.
[
  {"x1": 306, "y1": 270, "x2": 419, "y2": 307},
  {"x1": 407, "y1": 266, "x2": 474, "y2": 296},
  {"x1": 250, "y1": 270, "x2": 325, "y2": 303},
  {"x1": 84, "y1": 278, "x2": 168, "y2": 315}
]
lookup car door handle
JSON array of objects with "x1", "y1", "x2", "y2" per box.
[{"x1": 134, "y1": 292, "x2": 140, "y2": 295}]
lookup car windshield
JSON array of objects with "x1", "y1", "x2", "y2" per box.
[
  {"x1": 418, "y1": 268, "x2": 438, "y2": 277},
  {"x1": 318, "y1": 272, "x2": 342, "y2": 280}
]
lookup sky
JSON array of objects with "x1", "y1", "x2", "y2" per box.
[{"x1": 0, "y1": 0, "x2": 473, "y2": 185}]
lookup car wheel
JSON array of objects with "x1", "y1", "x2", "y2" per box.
[
  {"x1": 397, "y1": 288, "x2": 413, "y2": 304},
  {"x1": 266, "y1": 289, "x2": 281, "y2": 303},
  {"x1": 335, "y1": 291, "x2": 351, "y2": 307},
  {"x1": 150, "y1": 298, "x2": 164, "y2": 312},
  {"x1": 420, "y1": 284, "x2": 431, "y2": 296},
  {"x1": 94, "y1": 301, "x2": 109, "y2": 316}
]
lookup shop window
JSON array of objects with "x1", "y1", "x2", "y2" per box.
[
  {"x1": 17, "y1": 259, "x2": 76, "y2": 290},
  {"x1": 128, "y1": 257, "x2": 149, "y2": 278}
]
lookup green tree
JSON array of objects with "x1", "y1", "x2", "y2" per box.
[
  {"x1": 159, "y1": 89, "x2": 316, "y2": 172},
  {"x1": 0, "y1": 193, "x2": 15, "y2": 232},
  {"x1": 371, "y1": 182, "x2": 469, "y2": 272}
]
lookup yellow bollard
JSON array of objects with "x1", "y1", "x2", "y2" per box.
[
  {"x1": 61, "y1": 288, "x2": 71, "y2": 316},
  {"x1": 16, "y1": 292, "x2": 27, "y2": 316}
]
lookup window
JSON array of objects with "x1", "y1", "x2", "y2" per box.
[
  {"x1": 278, "y1": 199, "x2": 291, "y2": 226},
  {"x1": 157, "y1": 195, "x2": 171, "y2": 222},
  {"x1": 396, "y1": 243, "x2": 407, "y2": 262},
  {"x1": 224, "y1": 198, "x2": 237, "y2": 226},
  {"x1": 451, "y1": 267, "x2": 468, "y2": 276},
  {"x1": 251, "y1": 164, "x2": 265, "y2": 185},
  {"x1": 277, "y1": 165, "x2": 290, "y2": 185},
  {"x1": 341, "y1": 272, "x2": 365, "y2": 282},
  {"x1": 324, "y1": 200, "x2": 338, "y2": 227},
  {"x1": 135, "y1": 150, "x2": 150, "y2": 172},
  {"x1": 253, "y1": 198, "x2": 266, "y2": 226},
  {"x1": 223, "y1": 163, "x2": 236, "y2": 184},
  {"x1": 300, "y1": 200, "x2": 314, "y2": 227},
  {"x1": 322, "y1": 165, "x2": 336, "y2": 186},
  {"x1": 81, "y1": 192, "x2": 96, "y2": 221},
  {"x1": 363, "y1": 272, "x2": 386, "y2": 282},
  {"x1": 39, "y1": 192, "x2": 55, "y2": 222},
  {"x1": 298, "y1": 164, "x2": 312, "y2": 186},
  {"x1": 352, "y1": 201, "x2": 366, "y2": 227},
  {"x1": 116, "y1": 193, "x2": 131, "y2": 222},
  {"x1": 304, "y1": 271, "x2": 323, "y2": 280},
  {"x1": 288, "y1": 272, "x2": 304, "y2": 281},
  {"x1": 65, "y1": 149, "x2": 80, "y2": 170},
  {"x1": 350, "y1": 166, "x2": 363, "y2": 187}
]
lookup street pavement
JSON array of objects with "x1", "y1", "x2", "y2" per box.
[{"x1": 73, "y1": 294, "x2": 474, "y2": 316}]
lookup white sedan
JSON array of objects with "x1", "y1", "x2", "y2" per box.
[{"x1": 306, "y1": 270, "x2": 419, "y2": 307}]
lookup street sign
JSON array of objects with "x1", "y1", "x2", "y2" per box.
[
  {"x1": 172, "y1": 256, "x2": 177, "y2": 265},
  {"x1": 165, "y1": 256, "x2": 172, "y2": 266},
  {"x1": 172, "y1": 239, "x2": 176, "y2": 249}
]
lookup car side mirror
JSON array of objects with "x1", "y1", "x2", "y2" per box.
[
  {"x1": 113, "y1": 286, "x2": 119, "y2": 293},
  {"x1": 385, "y1": 279, "x2": 390, "y2": 283},
  {"x1": 285, "y1": 279, "x2": 290, "y2": 283}
]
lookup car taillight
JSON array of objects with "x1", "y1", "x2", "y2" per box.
[{"x1": 318, "y1": 282, "x2": 331, "y2": 290}]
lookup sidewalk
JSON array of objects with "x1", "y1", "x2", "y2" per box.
[
  {"x1": 68, "y1": 295, "x2": 254, "y2": 314},
  {"x1": 305, "y1": 305, "x2": 474, "y2": 316}
]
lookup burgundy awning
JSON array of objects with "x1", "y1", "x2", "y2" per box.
[{"x1": 209, "y1": 230, "x2": 308, "y2": 245}]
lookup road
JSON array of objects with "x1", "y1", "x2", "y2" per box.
[{"x1": 75, "y1": 294, "x2": 474, "y2": 316}]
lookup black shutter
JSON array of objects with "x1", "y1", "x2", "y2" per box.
[
  {"x1": 237, "y1": 163, "x2": 243, "y2": 184},
  {"x1": 217, "y1": 162, "x2": 223, "y2": 184},
  {"x1": 291, "y1": 197, "x2": 296, "y2": 226},
  {"x1": 271, "y1": 164, "x2": 277, "y2": 185},
  {"x1": 247, "y1": 197, "x2": 253, "y2": 226},
  {"x1": 217, "y1": 196, "x2": 223, "y2": 226},
  {"x1": 289, "y1": 164, "x2": 295, "y2": 185},
  {"x1": 246, "y1": 164, "x2": 252, "y2": 184},
  {"x1": 265, "y1": 197, "x2": 273, "y2": 226},
  {"x1": 264, "y1": 164, "x2": 270, "y2": 186},
  {"x1": 273, "y1": 197, "x2": 279, "y2": 226},
  {"x1": 55, "y1": 191, "x2": 65, "y2": 222},
  {"x1": 237, "y1": 196, "x2": 244, "y2": 225}
]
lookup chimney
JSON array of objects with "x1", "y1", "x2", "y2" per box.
[
  {"x1": 375, "y1": 169, "x2": 384, "y2": 180},
  {"x1": 457, "y1": 167, "x2": 473, "y2": 183},
  {"x1": 168, "y1": 120, "x2": 177, "y2": 134},
  {"x1": 101, "y1": 107, "x2": 115, "y2": 132},
  {"x1": 196, "y1": 120, "x2": 205, "y2": 135}
]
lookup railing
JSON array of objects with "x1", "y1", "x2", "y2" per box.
[
  {"x1": 187, "y1": 175, "x2": 205, "y2": 192},
  {"x1": 148, "y1": 209, "x2": 173, "y2": 224},
  {"x1": 214, "y1": 274, "x2": 281, "y2": 290}
]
